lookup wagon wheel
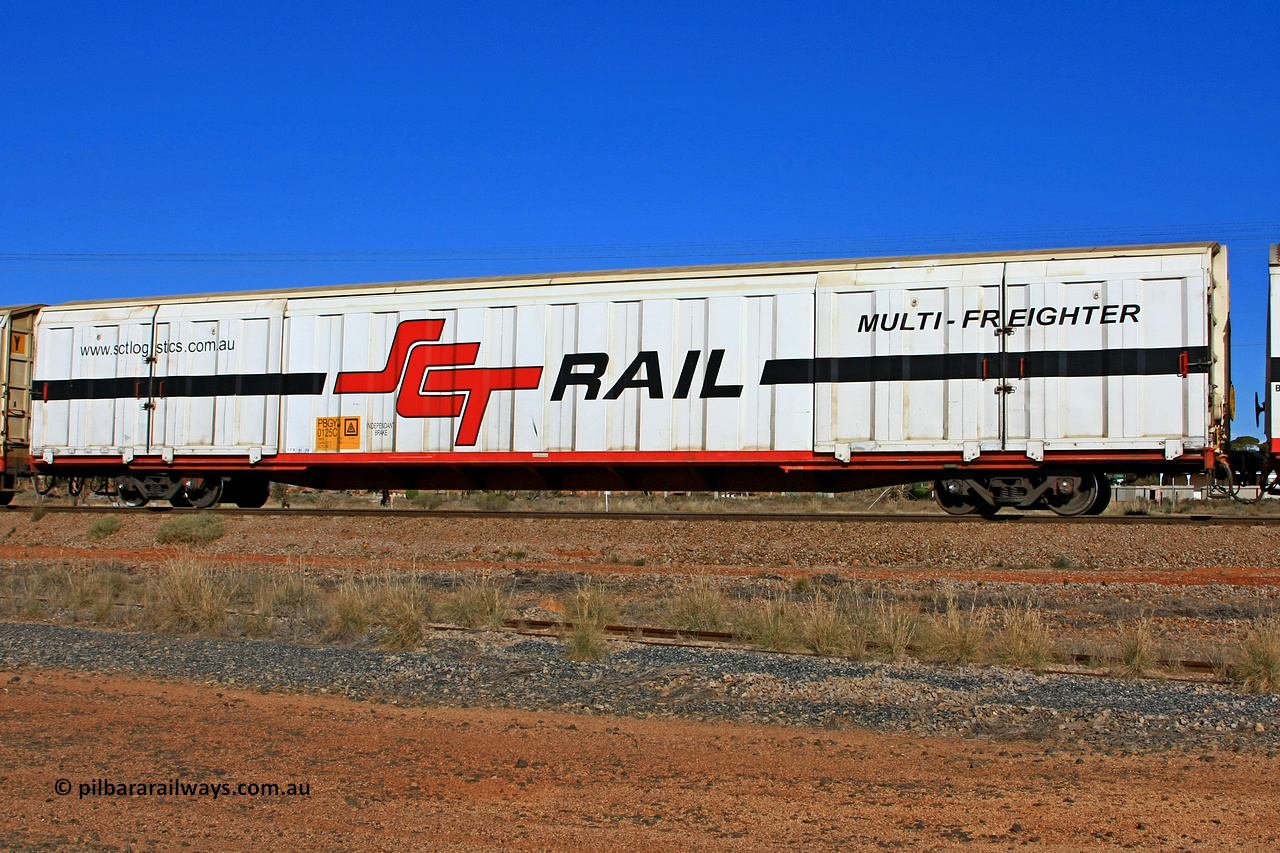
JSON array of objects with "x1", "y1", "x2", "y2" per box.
[
  {"x1": 933, "y1": 479, "x2": 992, "y2": 516},
  {"x1": 1237, "y1": 468, "x2": 1280, "y2": 504},
  {"x1": 117, "y1": 481, "x2": 149, "y2": 508},
  {"x1": 1084, "y1": 476, "x2": 1112, "y2": 515},
  {"x1": 1044, "y1": 471, "x2": 1099, "y2": 517},
  {"x1": 181, "y1": 476, "x2": 224, "y2": 509},
  {"x1": 230, "y1": 478, "x2": 270, "y2": 509}
]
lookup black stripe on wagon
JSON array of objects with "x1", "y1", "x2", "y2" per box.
[
  {"x1": 760, "y1": 346, "x2": 1210, "y2": 385},
  {"x1": 38, "y1": 372, "x2": 328, "y2": 402}
]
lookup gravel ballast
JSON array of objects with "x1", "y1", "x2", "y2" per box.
[{"x1": 3, "y1": 621, "x2": 1277, "y2": 753}]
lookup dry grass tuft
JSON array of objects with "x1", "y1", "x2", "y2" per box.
[
  {"x1": 324, "y1": 578, "x2": 373, "y2": 642},
  {"x1": 796, "y1": 594, "x2": 853, "y2": 656},
  {"x1": 666, "y1": 577, "x2": 729, "y2": 632},
  {"x1": 1116, "y1": 618, "x2": 1158, "y2": 679},
  {"x1": 239, "y1": 571, "x2": 324, "y2": 638},
  {"x1": 65, "y1": 569, "x2": 128, "y2": 623},
  {"x1": 445, "y1": 574, "x2": 511, "y2": 629},
  {"x1": 869, "y1": 599, "x2": 917, "y2": 660},
  {"x1": 567, "y1": 581, "x2": 618, "y2": 628},
  {"x1": 373, "y1": 576, "x2": 431, "y2": 650},
  {"x1": 739, "y1": 594, "x2": 799, "y2": 651},
  {"x1": 1232, "y1": 617, "x2": 1280, "y2": 693},
  {"x1": 144, "y1": 557, "x2": 234, "y2": 635},
  {"x1": 563, "y1": 620, "x2": 609, "y2": 661},
  {"x1": 995, "y1": 602, "x2": 1054, "y2": 672},
  {"x1": 918, "y1": 592, "x2": 989, "y2": 665},
  {"x1": 561, "y1": 581, "x2": 618, "y2": 661}
]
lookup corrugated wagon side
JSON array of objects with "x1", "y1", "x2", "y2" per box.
[{"x1": 29, "y1": 243, "x2": 1230, "y2": 514}]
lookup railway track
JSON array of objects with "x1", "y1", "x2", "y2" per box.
[
  {"x1": 469, "y1": 618, "x2": 1225, "y2": 678},
  {"x1": 8, "y1": 503, "x2": 1280, "y2": 525}
]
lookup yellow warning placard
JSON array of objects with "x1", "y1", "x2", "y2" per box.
[
  {"x1": 339, "y1": 416, "x2": 361, "y2": 449},
  {"x1": 316, "y1": 416, "x2": 361, "y2": 451}
]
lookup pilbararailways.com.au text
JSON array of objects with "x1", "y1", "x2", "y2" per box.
[{"x1": 55, "y1": 777, "x2": 310, "y2": 800}]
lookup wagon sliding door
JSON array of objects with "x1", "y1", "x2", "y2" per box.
[
  {"x1": 151, "y1": 300, "x2": 286, "y2": 457},
  {"x1": 814, "y1": 263, "x2": 1005, "y2": 455},
  {"x1": 1001, "y1": 254, "x2": 1213, "y2": 456},
  {"x1": 31, "y1": 305, "x2": 159, "y2": 458}
]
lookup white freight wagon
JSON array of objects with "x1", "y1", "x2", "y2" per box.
[
  {"x1": 27, "y1": 243, "x2": 1230, "y2": 514},
  {"x1": 1268, "y1": 244, "x2": 1280, "y2": 454}
]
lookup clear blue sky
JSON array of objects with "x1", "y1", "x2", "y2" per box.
[{"x1": 3, "y1": 2, "x2": 1278, "y2": 431}]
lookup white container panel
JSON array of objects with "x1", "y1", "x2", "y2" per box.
[
  {"x1": 33, "y1": 304, "x2": 158, "y2": 456},
  {"x1": 149, "y1": 299, "x2": 285, "y2": 454},
  {"x1": 671, "y1": 299, "x2": 708, "y2": 451},
  {"x1": 281, "y1": 314, "x2": 318, "y2": 453},
  {"x1": 33, "y1": 326, "x2": 74, "y2": 448},
  {"x1": 772, "y1": 292, "x2": 814, "y2": 452},
  {"x1": 704, "y1": 296, "x2": 744, "y2": 452},
  {"x1": 543, "y1": 303, "x2": 579, "y2": 452},
  {"x1": 903, "y1": 287, "x2": 946, "y2": 441},
  {"x1": 573, "y1": 301, "x2": 609, "y2": 452},
  {"x1": 481, "y1": 306, "x2": 517, "y2": 452},
  {"x1": 512, "y1": 304, "x2": 546, "y2": 453},
  {"x1": 605, "y1": 301, "x2": 642, "y2": 452},
  {"x1": 638, "y1": 299, "x2": 675, "y2": 452}
]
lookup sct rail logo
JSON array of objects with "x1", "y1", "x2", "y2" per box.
[
  {"x1": 333, "y1": 319, "x2": 543, "y2": 446},
  {"x1": 332, "y1": 318, "x2": 747, "y2": 446}
]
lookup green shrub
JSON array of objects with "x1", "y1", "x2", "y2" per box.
[
  {"x1": 410, "y1": 491, "x2": 445, "y2": 509},
  {"x1": 473, "y1": 492, "x2": 511, "y2": 511},
  {"x1": 155, "y1": 513, "x2": 225, "y2": 546},
  {"x1": 87, "y1": 515, "x2": 123, "y2": 542}
]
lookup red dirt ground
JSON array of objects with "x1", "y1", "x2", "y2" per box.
[{"x1": 3, "y1": 668, "x2": 1276, "y2": 851}]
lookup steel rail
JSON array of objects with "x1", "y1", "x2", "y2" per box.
[
  {"x1": 8, "y1": 503, "x2": 1280, "y2": 525},
  {"x1": 514, "y1": 618, "x2": 1223, "y2": 676}
]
